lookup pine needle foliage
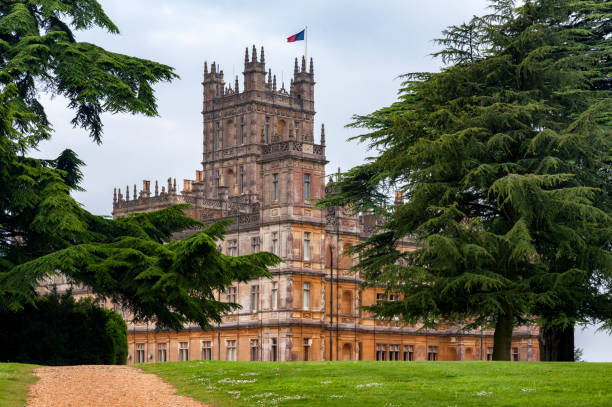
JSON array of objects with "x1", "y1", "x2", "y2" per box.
[
  {"x1": 0, "y1": 1, "x2": 281, "y2": 332},
  {"x1": 319, "y1": 0, "x2": 611, "y2": 360}
]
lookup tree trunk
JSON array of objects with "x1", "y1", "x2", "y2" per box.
[
  {"x1": 539, "y1": 324, "x2": 575, "y2": 361},
  {"x1": 492, "y1": 306, "x2": 513, "y2": 360}
]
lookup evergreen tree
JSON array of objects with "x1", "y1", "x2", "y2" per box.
[
  {"x1": 0, "y1": 1, "x2": 280, "y2": 330},
  {"x1": 319, "y1": 0, "x2": 611, "y2": 360}
]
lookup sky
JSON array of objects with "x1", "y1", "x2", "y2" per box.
[{"x1": 33, "y1": 0, "x2": 611, "y2": 361}]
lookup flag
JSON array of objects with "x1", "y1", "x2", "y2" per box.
[{"x1": 287, "y1": 29, "x2": 305, "y2": 43}]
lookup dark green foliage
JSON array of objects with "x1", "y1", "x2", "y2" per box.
[
  {"x1": 0, "y1": 0, "x2": 281, "y2": 338},
  {"x1": 0, "y1": 292, "x2": 127, "y2": 365},
  {"x1": 319, "y1": 0, "x2": 611, "y2": 360}
]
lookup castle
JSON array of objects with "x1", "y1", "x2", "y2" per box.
[{"x1": 109, "y1": 46, "x2": 539, "y2": 363}]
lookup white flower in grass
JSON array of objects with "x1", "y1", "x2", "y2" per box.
[
  {"x1": 475, "y1": 391, "x2": 493, "y2": 396},
  {"x1": 356, "y1": 382, "x2": 383, "y2": 388},
  {"x1": 329, "y1": 394, "x2": 344, "y2": 398},
  {"x1": 320, "y1": 380, "x2": 332, "y2": 385},
  {"x1": 241, "y1": 372, "x2": 259, "y2": 376},
  {"x1": 521, "y1": 388, "x2": 536, "y2": 392}
]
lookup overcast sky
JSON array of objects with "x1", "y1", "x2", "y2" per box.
[{"x1": 33, "y1": 0, "x2": 611, "y2": 362}]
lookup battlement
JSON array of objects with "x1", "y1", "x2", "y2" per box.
[{"x1": 203, "y1": 45, "x2": 315, "y2": 113}]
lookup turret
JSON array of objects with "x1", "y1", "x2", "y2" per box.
[
  {"x1": 292, "y1": 55, "x2": 315, "y2": 110},
  {"x1": 243, "y1": 44, "x2": 266, "y2": 91}
]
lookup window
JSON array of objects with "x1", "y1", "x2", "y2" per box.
[
  {"x1": 273, "y1": 173, "x2": 279, "y2": 200},
  {"x1": 216, "y1": 122, "x2": 222, "y2": 150},
  {"x1": 228, "y1": 239, "x2": 238, "y2": 256},
  {"x1": 512, "y1": 347, "x2": 519, "y2": 361},
  {"x1": 303, "y1": 232, "x2": 311, "y2": 261},
  {"x1": 250, "y1": 339, "x2": 259, "y2": 361},
  {"x1": 271, "y1": 338, "x2": 278, "y2": 361},
  {"x1": 427, "y1": 346, "x2": 438, "y2": 361},
  {"x1": 265, "y1": 117, "x2": 270, "y2": 144},
  {"x1": 251, "y1": 236, "x2": 260, "y2": 252},
  {"x1": 240, "y1": 166, "x2": 245, "y2": 193},
  {"x1": 240, "y1": 117, "x2": 245, "y2": 144},
  {"x1": 250, "y1": 284, "x2": 260, "y2": 312},
  {"x1": 303, "y1": 282, "x2": 310, "y2": 310},
  {"x1": 201, "y1": 341, "x2": 212, "y2": 360},
  {"x1": 179, "y1": 342, "x2": 189, "y2": 361},
  {"x1": 486, "y1": 347, "x2": 493, "y2": 361},
  {"x1": 376, "y1": 293, "x2": 386, "y2": 303},
  {"x1": 376, "y1": 344, "x2": 387, "y2": 361},
  {"x1": 272, "y1": 232, "x2": 278, "y2": 255},
  {"x1": 403, "y1": 345, "x2": 414, "y2": 361},
  {"x1": 226, "y1": 286, "x2": 237, "y2": 303},
  {"x1": 389, "y1": 294, "x2": 399, "y2": 301},
  {"x1": 136, "y1": 343, "x2": 145, "y2": 363},
  {"x1": 389, "y1": 344, "x2": 400, "y2": 361},
  {"x1": 303, "y1": 174, "x2": 311, "y2": 200},
  {"x1": 304, "y1": 338, "x2": 311, "y2": 361},
  {"x1": 294, "y1": 121, "x2": 299, "y2": 139},
  {"x1": 271, "y1": 281, "x2": 278, "y2": 310},
  {"x1": 157, "y1": 343, "x2": 167, "y2": 362},
  {"x1": 216, "y1": 169, "x2": 220, "y2": 190},
  {"x1": 226, "y1": 340, "x2": 237, "y2": 361}
]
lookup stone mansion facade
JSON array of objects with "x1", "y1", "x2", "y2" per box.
[{"x1": 106, "y1": 46, "x2": 539, "y2": 363}]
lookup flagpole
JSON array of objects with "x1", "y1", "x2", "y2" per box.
[{"x1": 305, "y1": 26, "x2": 308, "y2": 63}]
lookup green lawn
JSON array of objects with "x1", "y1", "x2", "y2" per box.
[
  {"x1": 0, "y1": 363, "x2": 38, "y2": 407},
  {"x1": 141, "y1": 361, "x2": 612, "y2": 407}
]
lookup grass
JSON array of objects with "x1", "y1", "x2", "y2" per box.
[
  {"x1": 0, "y1": 363, "x2": 38, "y2": 407},
  {"x1": 141, "y1": 361, "x2": 612, "y2": 407}
]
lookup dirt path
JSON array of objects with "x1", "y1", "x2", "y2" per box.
[{"x1": 27, "y1": 365, "x2": 207, "y2": 407}]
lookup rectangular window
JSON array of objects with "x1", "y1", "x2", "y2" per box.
[
  {"x1": 157, "y1": 343, "x2": 167, "y2": 362},
  {"x1": 389, "y1": 344, "x2": 400, "y2": 361},
  {"x1": 403, "y1": 345, "x2": 414, "y2": 361},
  {"x1": 226, "y1": 340, "x2": 237, "y2": 361},
  {"x1": 240, "y1": 117, "x2": 245, "y2": 144},
  {"x1": 303, "y1": 174, "x2": 311, "y2": 200},
  {"x1": 272, "y1": 232, "x2": 279, "y2": 255},
  {"x1": 265, "y1": 117, "x2": 270, "y2": 144},
  {"x1": 294, "y1": 121, "x2": 299, "y2": 139},
  {"x1": 303, "y1": 282, "x2": 310, "y2": 310},
  {"x1": 304, "y1": 338, "x2": 311, "y2": 361},
  {"x1": 512, "y1": 347, "x2": 519, "y2": 361},
  {"x1": 216, "y1": 169, "x2": 220, "y2": 190},
  {"x1": 486, "y1": 347, "x2": 493, "y2": 361},
  {"x1": 216, "y1": 122, "x2": 222, "y2": 150},
  {"x1": 376, "y1": 344, "x2": 387, "y2": 361},
  {"x1": 303, "y1": 232, "x2": 311, "y2": 261},
  {"x1": 273, "y1": 173, "x2": 278, "y2": 201},
  {"x1": 228, "y1": 239, "x2": 238, "y2": 256},
  {"x1": 250, "y1": 339, "x2": 259, "y2": 361},
  {"x1": 226, "y1": 286, "x2": 237, "y2": 303},
  {"x1": 136, "y1": 343, "x2": 145, "y2": 363},
  {"x1": 272, "y1": 281, "x2": 278, "y2": 310},
  {"x1": 250, "y1": 285, "x2": 260, "y2": 312},
  {"x1": 251, "y1": 236, "x2": 260, "y2": 252},
  {"x1": 389, "y1": 294, "x2": 399, "y2": 301},
  {"x1": 201, "y1": 341, "x2": 212, "y2": 360},
  {"x1": 240, "y1": 166, "x2": 245, "y2": 193},
  {"x1": 427, "y1": 346, "x2": 438, "y2": 361},
  {"x1": 271, "y1": 338, "x2": 278, "y2": 361},
  {"x1": 179, "y1": 342, "x2": 189, "y2": 361},
  {"x1": 376, "y1": 293, "x2": 386, "y2": 303}
]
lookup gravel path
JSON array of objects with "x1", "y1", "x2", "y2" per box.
[{"x1": 27, "y1": 365, "x2": 208, "y2": 407}]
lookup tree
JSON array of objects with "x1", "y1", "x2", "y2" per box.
[
  {"x1": 0, "y1": 1, "x2": 280, "y2": 331},
  {"x1": 319, "y1": 0, "x2": 611, "y2": 360}
]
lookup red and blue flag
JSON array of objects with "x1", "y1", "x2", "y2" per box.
[{"x1": 287, "y1": 29, "x2": 305, "y2": 43}]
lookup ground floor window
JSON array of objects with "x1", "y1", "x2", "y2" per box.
[
  {"x1": 201, "y1": 341, "x2": 212, "y2": 360},
  {"x1": 403, "y1": 345, "x2": 414, "y2": 361},
  {"x1": 179, "y1": 342, "x2": 189, "y2": 361},
  {"x1": 157, "y1": 343, "x2": 167, "y2": 362},
  {"x1": 427, "y1": 346, "x2": 438, "y2": 361},
  {"x1": 486, "y1": 347, "x2": 493, "y2": 361},
  {"x1": 226, "y1": 340, "x2": 237, "y2": 361},
  {"x1": 136, "y1": 343, "x2": 145, "y2": 363},
  {"x1": 271, "y1": 338, "x2": 278, "y2": 361},
  {"x1": 376, "y1": 344, "x2": 386, "y2": 361},
  {"x1": 389, "y1": 344, "x2": 400, "y2": 360},
  {"x1": 512, "y1": 347, "x2": 519, "y2": 361},
  {"x1": 250, "y1": 339, "x2": 259, "y2": 361}
]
